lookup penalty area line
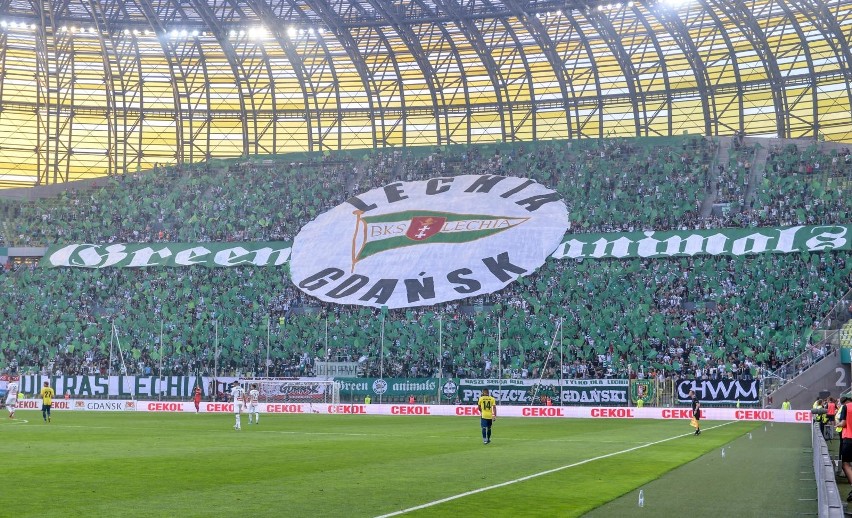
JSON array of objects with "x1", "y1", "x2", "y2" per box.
[{"x1": 374, "y1": 420, "x2": 737, "y2": 518}]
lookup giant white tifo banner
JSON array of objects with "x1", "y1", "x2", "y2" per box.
[
  {"x1": 289, "y1": 175, "x2": 570, "y2": 308},
  {"x1": 15, "y1": 399, "x2": 812, "y2": 423}
]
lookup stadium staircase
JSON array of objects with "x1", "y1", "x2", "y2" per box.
[
  {"x1": 742, "y1": 139, "x2": 768, "y2": 211},
  {"x1": 698, "y1": 137, "x2": 725, "y2": 217},
  {"x1": 766, "y1": 292, "x2": 852, "y2": 410}
]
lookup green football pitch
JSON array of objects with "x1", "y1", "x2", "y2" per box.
[{"x1": 0, "y1": 411, "x2": 809, "y2": 517}]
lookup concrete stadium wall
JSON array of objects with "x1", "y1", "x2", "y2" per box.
[{"x1": 770, "y1": 351, "x2": 851, "y2": 409}]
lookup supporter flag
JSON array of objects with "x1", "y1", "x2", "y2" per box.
[
  {"x1": 0, "y1": 247, "x2": 6, "y2": 267},
  {"x1": 351, "y1": 210, "x2": 528, "y2": 269},
  {"x1": 690, "y1": 417, "x2": 699, "y2": 428}
]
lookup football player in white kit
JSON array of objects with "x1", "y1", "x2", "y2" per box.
[
  {"x1": 5, "y1": 381, "x2": 18, "y2": 419},
  {"x1": 248, "y1": 384, "x2": 260, "y2": 425},
  {"x1": 231, "y1": 381, "x2": 246, "y2": 430}
]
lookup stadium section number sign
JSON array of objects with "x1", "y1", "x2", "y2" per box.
[{"x1": 290, "y1": 175, "x2": 569, "y2": 308}]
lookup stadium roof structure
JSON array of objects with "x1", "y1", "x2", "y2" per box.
[{"x1": 0, "y1": 0, "x2": 850, "y2": 187}]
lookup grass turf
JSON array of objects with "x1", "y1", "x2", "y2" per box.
[
  {"x1": 584, "y1": 422, "x2": 815, "y2": 517},
  {"x1": 1, "y1": 411, "x2": 776, "y2": 517}
]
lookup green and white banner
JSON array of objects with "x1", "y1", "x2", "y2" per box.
[
  {"x1": 457, "y1": 378, "x2": 629, "y2": 405},
  {"x1": 39, "y1": 225, "x2": 850, "y2": 271},
  {"x1": 0, "y1": 247, "x2": 6, "y2": 264},
  {"x1": 630, "y1": 379, "x2": 655, "y2": 404},
  {"x1": 336, "y1": 378, "x2": 443, "y2": 398},
  {"x1": 40, "y1": 242, "x2": 292, "y2": 268},
  {"x1": 290, "y1": 175, "x2": 569, "y2": 308},
  {"x1": 552, "y1": 224, "x2": 850, "y2": 260}
]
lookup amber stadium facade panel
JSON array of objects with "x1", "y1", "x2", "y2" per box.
[{"x1": 0, "y1": 0, "x2": 849, "y2": 187}]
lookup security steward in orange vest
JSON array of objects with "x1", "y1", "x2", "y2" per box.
[{"x1": 836, "y1": 396, "x2": 852, "y2": 502}]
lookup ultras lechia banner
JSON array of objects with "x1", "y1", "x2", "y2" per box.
[{"x1": 40, "y1": 224, "x2": 851, "y2": 269}]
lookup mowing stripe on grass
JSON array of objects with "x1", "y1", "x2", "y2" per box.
[
  {"x1": 375, "y1": 420, "x2": 737, "y2": 518},
  {"x1": 0, "y1": 419, "x2": 29, "y2": 425}
]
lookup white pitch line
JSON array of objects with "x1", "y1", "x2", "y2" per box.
[
  {"x1": 254, "y1": 429, "x2": 650, "y2": 444},
  {"x1": 375, "y1": 421, "x2": 737, "y2": 518}
]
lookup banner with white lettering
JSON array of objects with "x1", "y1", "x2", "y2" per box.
[
  {"x1": 38, "y1": 224, "x2": 850, "y2": 271},
  {"x1": 676, "y1": 379, "x2": 760, "y2": 404},
  {"x1": 336, "y1": 378, "x2": 441, "y2": 398},
  {"x1": 16, "y1": 375, "x2": 209, "y2": 399},
  {"x1": 457, "y1": 379, "x2": 629, "y2": 405},
  {"x1": 553, "y1": 224, "x2": 849, "y2": 259},
  {"x1": 40, "y1": 242, "x2": 292, "y2": 268},
  {"x1": 314, "y1": 362, "x2": 359, "y2": 377}
]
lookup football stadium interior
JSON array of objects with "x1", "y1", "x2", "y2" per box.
[{"x1": 0, "y1": 0, "x2": 851, "y2": 516}]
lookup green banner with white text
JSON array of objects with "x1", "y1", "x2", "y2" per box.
[
  {"x1": 335, "y1": 378, "x2": 443, "y2": 398},
  {"x1": 38, "y1": 224, "x2": 849, "y2": 269},
  {"x1": 551, "y1": 224, "x2": 850, "y2": 260},
  {"x1": 40, "y1": 242, "x2": 292, "y2": 268}
]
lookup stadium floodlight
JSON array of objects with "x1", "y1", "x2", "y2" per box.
[
  {"x1": 318, "y1": 27, "x2": 325, "y2": 35},
  {"x1": 287, "y1": 26, "x2": 296, "y2": 38},
  {"x1": 170, "y1": 29, "x2": 178, "y2": 38},
  {"x1": 179, "y1": 29, "x2": 187, "y2": 37},
  {"x1": 308, "y1": 27, "x2": 315, "y2": 36},
  {"x1": 191, "y1": 29, "x2": 199, "y2": 37},
  {"x1": 1, "y1": 21, "x2": 7, "y2": 28},
  {"x1": 238, "y1": 29, "x2": 246, "y2": 37},
  {"x1": 627, "y1": 1, "x2": 634, "y2": 6}
]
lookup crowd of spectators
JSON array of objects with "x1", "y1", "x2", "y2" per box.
[
  {"x1": 3, "y1": 136, "x2": 717, "y2": 247},
  {"x1": 0, "y1": 136, "x2": 850, "y2": 382}
]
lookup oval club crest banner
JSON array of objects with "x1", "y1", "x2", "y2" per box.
[{"x1": 289, "y1": 175, "x2": 570, "y2": 308}]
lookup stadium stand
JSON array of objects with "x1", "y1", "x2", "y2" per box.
[
  {"x1": 1, "y1": 137, "x2": 849, "y2": 383},
  {"x1": 3, "y1": 137, "x2": 717, "y2": 246}
]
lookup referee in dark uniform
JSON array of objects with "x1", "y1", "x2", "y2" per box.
[{"x1": 690, "y1": 390, "x2": 701, "y2": 436}]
